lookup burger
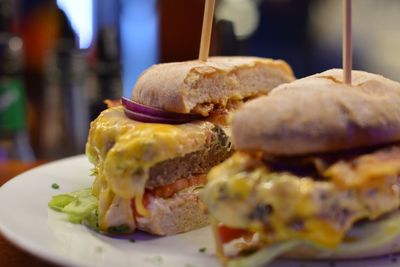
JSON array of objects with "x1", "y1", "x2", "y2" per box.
[
  {"x1": 201, "y1": 69, "x2": 400, "y2": 266},
  {"x1": 85, "y1": 56, "x2": 294, "y2": 235}
]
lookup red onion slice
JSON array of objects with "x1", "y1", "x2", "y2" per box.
[{"x1": 121, "y1": 97, "x2": 203, "y2": 124}]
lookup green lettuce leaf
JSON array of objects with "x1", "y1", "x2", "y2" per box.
[
  {"x1": 325, "y1": 211, "x2": 400, "y2": 256},
  {"x1": 226, "y1": 211, "x2": 400, "y2": 266},
  {"x1": 48, "y1": 188, "x2": 98, "y2": 230}
]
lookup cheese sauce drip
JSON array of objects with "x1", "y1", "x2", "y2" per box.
[
  {"x1": 202, "y1": 151, "x2": 400, "y2": 248},
  {"x1": 86, "y1": 107, "x2": 214, "y2": 231}
]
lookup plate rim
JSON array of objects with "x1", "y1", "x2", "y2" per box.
[
  {"x1": 1, "y1": 155, "x2": 399, "y2": 267},
  {"x1": 0, "y1": 155, "x2": 89, "y2": 267}
]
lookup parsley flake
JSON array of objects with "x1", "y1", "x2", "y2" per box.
[
  {"x1": 51, "y1": 183, "x2": 60, "y2": 189},
  {"x1": 199, "y1": 247, "x2": 207, "y2": 253}
]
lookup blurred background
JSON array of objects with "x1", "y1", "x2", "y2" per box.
[{"x1": 0, "y1": 0, "x2": 400, "y2": 163}]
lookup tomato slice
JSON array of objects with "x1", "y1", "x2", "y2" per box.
[
  {"x1": 151, "y1": 175, "x2": 206, "y2": 198},
  {"x1": 218, "y1": 225, "x2": 250, "y2": 244}
]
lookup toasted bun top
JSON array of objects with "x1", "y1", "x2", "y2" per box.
[
  {"x1": 232, "y1": 69, "x2": 400, "y2": 155},
  {"x1": 131, "y1": 56, "x2": 294, "y2": 114}
]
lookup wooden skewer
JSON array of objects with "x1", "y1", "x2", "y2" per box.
[
  {"x1": 199, "y1": 0, "x2": 216, "y2": 62},
  {"x1": 343, "y1": 0, "x2": 352, "y2": 84}
]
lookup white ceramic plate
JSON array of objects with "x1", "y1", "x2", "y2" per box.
[{"x1": 0, "y1": 155, "x2": 399, "y2": 267}]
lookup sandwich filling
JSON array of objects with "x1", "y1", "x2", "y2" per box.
[
  {"x1": 86, "y1": 107, "x2": 231, "y2": 233},
  {"x1": 202, "y1": 144, "x2": 400, "y2": 250}
]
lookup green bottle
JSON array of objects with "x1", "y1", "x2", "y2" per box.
[{"x1": 0, "y1": 35, "x2": 35, "y2": 162}]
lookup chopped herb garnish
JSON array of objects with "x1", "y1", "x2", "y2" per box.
[
  {"x1": 51, "y1": 183, "x2": 60, "y2": 189},
  {"x1": 107, "y1": 224, "x2": 130, "y2": 234},
  {"x1": 90, "y1": 168, "x2": 98, "y2": 176},
  {"x1": 184, "y1": 264, "x2": 196, "y2": 267},
  {"x1": 199, "y1": 247, "x2": 207, "y2": 253}
]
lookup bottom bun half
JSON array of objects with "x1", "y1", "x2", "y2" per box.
[{"x1": 136, "y1": 189, "x2": 209, "y2": 235}]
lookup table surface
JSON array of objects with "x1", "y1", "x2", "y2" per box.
[{"x1": 0, "y1": 161, "x2": 58, "y2": 267}]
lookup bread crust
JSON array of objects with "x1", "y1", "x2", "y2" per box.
[
  {"x1": 136, "y1": 189, "x2": 208, "y2": 235},
  {"x1": 131, "y1": 57, "x2": 294, "y2": 114},
  {"x1": 232, "y1": 69, "x2": 400, "y2": 155}
]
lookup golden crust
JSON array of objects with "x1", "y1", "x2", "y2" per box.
[{"x1": 232, "y1": 69, "x2": 400, "y2": 155}]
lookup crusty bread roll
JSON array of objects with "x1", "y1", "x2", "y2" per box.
[
  {"x1": 232, "y1": 69, "x2": 400, "y2": 155},
  {"x1": 132, "y1": 57, "x2": 294, "y2": 114},
  {"x1": 136, "y1": 189, "x2": 208, "y2": 235}
]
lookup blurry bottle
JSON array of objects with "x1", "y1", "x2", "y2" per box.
[
  {"x1": 18, "y1": 0, "x2": 80, "y2": 159},
  {"x1": 0, "y1": 34, "x2": 35, "y2": 162},
  {"x1": 0, "y1": 0, "x2": 35, "y2": 162},
  {"x1": 89, "y1": 0, "x2": 122, "y2": 120},
  {"x1": 88, "y1": 26, "x2": 122, "y2": 121},
  {"x1": 41, "y1": 43, "x2": 90, "y2": 159}
]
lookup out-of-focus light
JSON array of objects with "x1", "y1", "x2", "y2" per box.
[
  {"x1": 9, "y1": 37, "x2": 23, "y2": 51},
  {"x1": 56, "y1": 0, "x2": 93, "y2": 49},
  {"x1": 120, "y1": 0, "x2": 158, "y2": 96},
  {"x1": 216, "y1": 0, "x2": 260, "y2": 40}
]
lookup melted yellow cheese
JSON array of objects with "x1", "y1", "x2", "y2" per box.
[
  {"x1": 325, "y1": 150, "x2": 400, "y2": 188},
  {"x1": 202, "y1": 152, "x2": 400, "y2": 248},
  {"x1": 86, "y1": 107, "x2": 215, "y2": 231}
]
